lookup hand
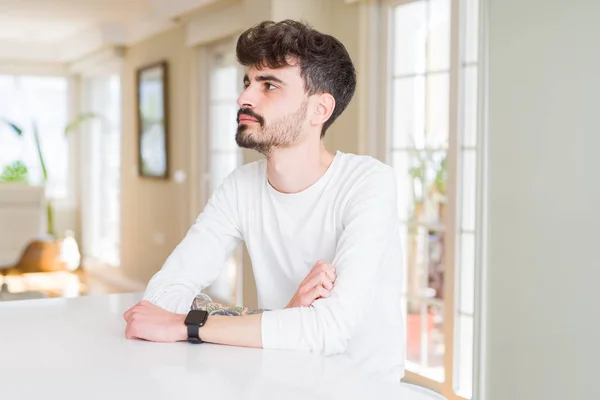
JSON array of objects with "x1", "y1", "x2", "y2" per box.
[
  {"x1": 123, "y1": 300, "x2": 187, "y2": 342},
  {"x1": 285, "y1": 260, "x2": 336, "y2": 308}
]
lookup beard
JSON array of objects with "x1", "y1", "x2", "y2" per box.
[{"x1": 235, "y1": 100, "x2": 308, "y2": 156}]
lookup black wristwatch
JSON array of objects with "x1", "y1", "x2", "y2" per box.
[{"x1": 184, "y1": 310, "x2": 208, "y2": 344}]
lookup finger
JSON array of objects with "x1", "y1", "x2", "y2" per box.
[
  {"x1": 320, "y1": 267, "x2": 336, "y2": 287},
  {"x1": 125, "y1": 323, "x2": 136, "y2": 339},
  {"x1": 140, "y1": 300, "x2": 154, "y2": 309},
  {"x1": 123, "y1": 306, "x2": 135, "y2": 322},
  {"x1": 322, "y1": 279, "x2": 334, "y2": 291},
  {"x1": 302, "y1": 268, "x2": 321, "y2": 285},
  {"x1": 306, "y1": 262, "x2": 334, "y2": 282},
  {"x1": 311, "y1": 260, "x2": 329, "y2": 274},
  {"x1": 317, "y1": 263, "x2": 336, "y2": 283},
  {"x1": 324, "y1": 266, "x2": 336, "y2": 283},
  {"x1": 303, "y1": 271, "x2": 333, "y2": 293},
  {"x1": 312, "y1": 271, "x2": 334, "y2": 291},
  {"x1": 320, "y1": 261, "x2": 335, "y2": 272},
  {"x1": 124, "y1": 308, "x2": 141, "y2": 324},
  {"x1": 307, "y1": 285, "x2": 330, "y2": 303},
  {"x1": 124, "y1": 301, "x2": 145, "y2": 321},
  {"x1": 300, "y1": 262, "x2": 321, "y2": 285}
]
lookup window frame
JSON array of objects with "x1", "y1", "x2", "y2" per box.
[
  {"x1": 378, "y1": 0, "x2": 488, "y2": 398},
  {"x1": 80, "y1": 74, "x2": 122, "y2": 268}
]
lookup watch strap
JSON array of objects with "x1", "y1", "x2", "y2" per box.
[
  {"x1": 187, "y1": 324, "x2": 202, "y2": 344},
  {"x1": 185, "y1": 310, "x2": 208, "y2": 344}
]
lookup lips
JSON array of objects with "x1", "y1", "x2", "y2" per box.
[
  {"x1": 237, "y1": 108, "x2": 264, "y2": 127},
  {"x1": 239, "y1": 116, "x2": 258, "y2": 123}
]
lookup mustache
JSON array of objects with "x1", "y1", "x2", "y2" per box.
[{"x1": 237, "y1": 108, "x2": 265, "y2": 127}]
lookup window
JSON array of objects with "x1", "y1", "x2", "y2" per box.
[
  {"x1": 383, "y1": 0, "x2": 482, "y2": 398},
  {"x1": 81, "y1": 75, "x2": 121, "y2": 267},
  {"x1": 0, "y1": 75, "x2": 69, "y2": 199},
  {"x1": 201, "y1": 41, "x2": 244, "y2": 305}
]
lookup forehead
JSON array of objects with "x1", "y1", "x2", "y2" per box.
[{"x1": 245, "y1": 64, "x2": 303, "y2": 87}]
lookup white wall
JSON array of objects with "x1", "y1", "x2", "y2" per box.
[
  {"x1": 485, "y1": 0, "x2": 600, "y2": 399},
  {"x1": 120, "y1": 26, "x2": 194, "y2": 283}
]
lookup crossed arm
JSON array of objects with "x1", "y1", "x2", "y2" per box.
[
  {"x1": 123, "y1": 167, "x2": 398, "y2": 353},
  {"x1": 123, "y1": 261, "x2": 336, "y2": 347}
]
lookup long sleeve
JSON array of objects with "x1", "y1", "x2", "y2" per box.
[
  {"x1": 261, "y1": 166, "x2": 401, "y2": 355},
  {"x1": 143, "y1": 174, "x2": 243, "y2": 314}
]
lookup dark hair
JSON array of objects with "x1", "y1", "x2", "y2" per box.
[{"x1": 236, "y1": 20, "x2": 356, "y2": 138}]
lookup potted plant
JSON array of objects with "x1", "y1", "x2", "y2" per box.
[
  {"x1": 0, "y1": 114, "x2": 99, "y2": 272},
  {"x1": 0, "y1": 119, "x2": 27, "y2": 184},
  {"x1": 0, "y1": 160, "x2": 29, "y2": 183}
]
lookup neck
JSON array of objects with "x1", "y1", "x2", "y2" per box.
[{"x1": 266, "y1": 140, "x2": 335, "y2": 194}]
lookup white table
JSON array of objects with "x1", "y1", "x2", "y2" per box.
[{"x1": 0, "y1": 293, "x2": 444, "y2": 400}]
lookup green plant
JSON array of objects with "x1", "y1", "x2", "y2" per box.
[
  {"x1": 407, "y1": 151, "x2": 448, "y2": 222},
  {"x1": 0, "y1": 118, "x2": 27, "y2": 183},
  {"x1": 0, "y1": 160, "x2": 29, "y2": 183},
  {"x1": 435, "y1": 155, "x2": 447, "y2": 195},
  {"x1": 0, "y1": 118, "x2": 24, "y2": 137},
  {"x1": 0, "y1": 113, "x2": 100, "y2": 237}
]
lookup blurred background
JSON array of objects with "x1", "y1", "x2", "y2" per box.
[{"x1": 0, "y1": 0, "x2": 598, "y2": 399}]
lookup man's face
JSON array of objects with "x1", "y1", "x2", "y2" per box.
[{"x1": 235, "y1": 64, "x2": 310, "y2": 155}]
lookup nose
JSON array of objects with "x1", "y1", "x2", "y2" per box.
[{"x1": 237, "y1": 87, "x2": 256, "y2": 109}]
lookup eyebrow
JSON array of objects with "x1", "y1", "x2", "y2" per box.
[{"x1": 243, "y1": 74, "x2": 286, "y2": 85}]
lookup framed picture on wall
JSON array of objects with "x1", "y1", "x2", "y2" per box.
[{"x1": 136, "y1": 61, "x2": 169, "y2": 179}]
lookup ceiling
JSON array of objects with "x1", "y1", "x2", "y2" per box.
[{"x1": 0, "y1": 0, "x2": 217, "y2": 63}]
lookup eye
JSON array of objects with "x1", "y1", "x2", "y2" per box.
[{"x1": 265, "y1": 83, "x2": 277, "y2": 90}]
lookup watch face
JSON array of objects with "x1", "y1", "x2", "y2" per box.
[{"x1": 185, "y1": 310, "x2": 208, "y2": 326}]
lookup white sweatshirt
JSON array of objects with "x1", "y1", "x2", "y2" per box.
[{"x1": 144, "y1": 151, "x2": 405, "y2": 382}]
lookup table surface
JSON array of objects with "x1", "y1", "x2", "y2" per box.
[{"x1": 0, "y1": 293, "x2": 443, "y2": 400}]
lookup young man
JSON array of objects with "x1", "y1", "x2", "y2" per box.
[{"x1": 123, "y1": 20, "x2": 405, "y2": 382}]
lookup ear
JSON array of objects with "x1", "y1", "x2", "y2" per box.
[{"x1": 310, "y1": 93, "x2": 336, "y2": 128}]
